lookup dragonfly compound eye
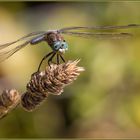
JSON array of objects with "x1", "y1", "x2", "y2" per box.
[
  {"x1": 53, "y1": 41, "x2": 61, "y2": 50},
  {"x1": 61, "y1": 42, "x2": 68, "y2": 50},
  {"x1": 58, "y1": 42, "x2": 68, "y2": 53}
]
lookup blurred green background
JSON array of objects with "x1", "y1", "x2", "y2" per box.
[{"x1": 1, "y1": 1, "x2": 140, "y2": 138}]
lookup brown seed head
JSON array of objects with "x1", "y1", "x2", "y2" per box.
[
  {"x1": 0, "y1": 89, "x2": 20, "y2": 119},
  {"x1": 21, "y1": 60, "x2": 84, "y2": 111}
]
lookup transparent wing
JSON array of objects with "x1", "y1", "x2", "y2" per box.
[
  {"x1": 59, "y1": 24, "x2": 140, "y2": 32},
  {"x1": 0, "y1": 41, "x2": 30, "y2": 62},
  {"x1": 61, "y1": 31, "x2": 133, "y2": 39},
  {"x1": 0, "y1": 31, "x2": 46, "y2": 50},
  {"x1": 0, "y1": 31, "x2": 47, "y2": 62}
]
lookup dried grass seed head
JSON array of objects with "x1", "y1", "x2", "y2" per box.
[
  {"x1": 21, "y1": 60, "x2": 84, "y2": 111},
  {"x1": 0, "y1": 89, "x2": 20, "y2": 118}
]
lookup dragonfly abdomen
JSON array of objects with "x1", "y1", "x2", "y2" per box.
[{"x1": 30, "y1": 35, "x2": 45, "y2": 45}]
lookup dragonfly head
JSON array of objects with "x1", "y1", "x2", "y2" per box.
[{"x1": 53, "y1": 40, "x2": 68, "y2": 53}]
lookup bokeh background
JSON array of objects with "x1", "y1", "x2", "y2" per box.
[{"x1": 0, "y1": 1, "x2": 140, "y2": 138}]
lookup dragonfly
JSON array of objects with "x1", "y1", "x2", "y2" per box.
[{"x1": 0, "y1": 23, "x2": 140, "y2": 72}]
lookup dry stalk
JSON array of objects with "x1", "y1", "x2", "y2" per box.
[{"x1": 21, "y1": 60, "x2": 84, "y2": 111}]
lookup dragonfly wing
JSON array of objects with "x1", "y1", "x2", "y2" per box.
[
  {"x1": 0, "y1": 31, "x2": 46, "y2": 50},
  {"x1": 59, "y1": 24, "x2": 140, "y2": 32},
  {"x1": 0, "y1": 41, "x2": 30, "y2": 62},
  {"x1": 62, "y1": 31, "x2": 133, "y2": 39}
]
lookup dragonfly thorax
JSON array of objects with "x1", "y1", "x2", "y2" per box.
[{"x1": 45, "y1": 31, "x2": 68, "y2": 53}]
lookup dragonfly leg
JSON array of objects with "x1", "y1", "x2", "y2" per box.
[
  {"x1": 60, "y1": 54, "x2": 65, "y2": 63},
  {"x1": 48, "y1": 52, "x2": 56, "y2": 66},
  {"x1": 37, "y1": 51, "x2": 54, "y2": 72},
  {"x1": 57, "y1": 54, "x2": 60, "y2": 65}
]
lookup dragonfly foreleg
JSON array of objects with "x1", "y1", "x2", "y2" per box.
[
  {"x1": 57, "y1": 54, "x2": 60, "y2": 65},
  {"x1": 60, "y1": 54, "x2": 65, "y2": 63},
  {"x1": 37, "y1": 51, "x2": 54, "y2": 72},
  {"x1": 48, "y1": 52, "x2": 56, "y2": 66}
]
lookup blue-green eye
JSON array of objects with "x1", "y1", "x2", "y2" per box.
[
  {"x1": 62, "y1": 42, "x2": 68, "y2": 50},
  {"x1": 53, "y1": 41, "x2": 68, "y2": 51},
  {"x1": 53, "y1": 42, "x2": 61, "y2": 50}
]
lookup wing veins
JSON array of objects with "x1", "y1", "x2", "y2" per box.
[
  {"x1": 62, "y1": 31, "x2": 133, "y2": 39},
  {"x1": 0, "y1": 31, "x2": 46, "y2": 50},
  {"x1": 59, "y1": 24, "x2": 140, "y2": 32},
  {"x1": 0, "y1": 41, "x2": 30, "y2": 62}
]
